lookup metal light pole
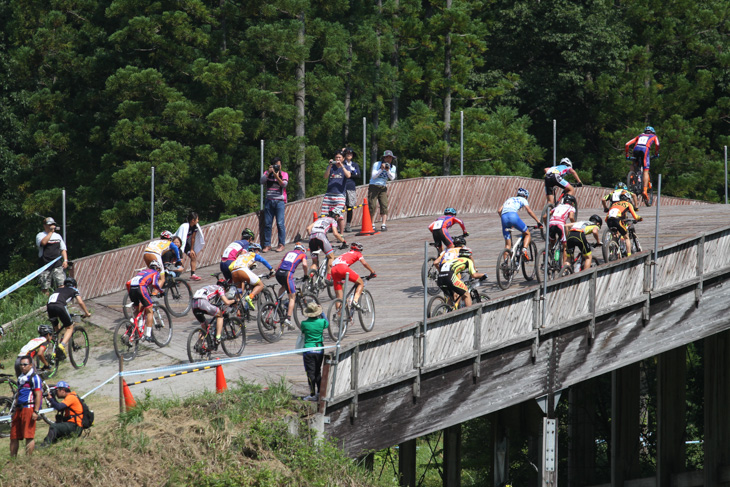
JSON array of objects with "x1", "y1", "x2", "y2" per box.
[
  {"x1": 363, "y1": 117, "x2": 367, "y2": 184},
  {"x1": 260, "y1": 140, "x2": 265, "y2": 210},
  {"x1": 460, "y1": 111, "x2": 464, "y2": 176},
  {"x1": 150, "y1": 167, "x2": 155, "y2": 240},
  {"x1": 62, "y1": 189, "x2": 66, "y2": 243},
  {"x1": 724, "y1": 146, "x2": 727, "y2": 204},
  {"x1": 553, "y1": 120, "x2": 557, "y2": 165},
  {"x1": 653, "y1": 174, "x2": 662, "y2": 289}
]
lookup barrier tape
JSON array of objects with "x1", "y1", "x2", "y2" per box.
[
  {"x1": 0, "y1": 257, "x2": 61, "y2": 301},
  {"x1": 317, "y1": 201, "x2": 365, "y2": 219},
  {"x1": 127, "y1": 364, "x2": 216, "y2": 387}
]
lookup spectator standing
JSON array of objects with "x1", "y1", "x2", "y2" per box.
[
  {"x1": 10, "y1": 357, "x2": 43, "y2": 457},
  {"x1": 342, "y1": 147, "x2": 361, "y2": 233},
  {"x1": 322, "y1": 151, "x2": 350, "y2": 234},
  {"x1": 260, "y1": 157, "x2": 289, "y2": 253},
  {"x1": 36, "y1": 217, "x2": 69, "y2": 295},
  {"x1": 300, "y1": 302, "x2": 328, "y2": 402},
  {"x1": 368, "y1": 150, "x2": 397, "y2": 232},
  {"x1": 174, "y1": 211, "x2": 205, "y2": 281},
  {"x1": 41, "y1": 380, "x2": 83, "y2": 446}
]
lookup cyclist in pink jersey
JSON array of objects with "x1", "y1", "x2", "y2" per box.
[
  {"x1": 306, "y1": 211, "x2": 346, "y2": 279},
  {"x1": 330, "y1": 242, "x2": 376, "y2": 307},
  {"x1": 220, "y1": 228, "x2": 256, "y2": 280},
  {"x1": 548, "y1": 194, "x2": 577, "y2": 267}
]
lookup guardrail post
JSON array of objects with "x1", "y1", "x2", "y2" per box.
[
  {"x1": 413, "y1": 326, "x2": 421, "y2": 398},
  {"x1": 473, "y1": 306, "x2": 482, "y2": 381},
  {"x1": 533, "y1": 288, "x2": 542, "y2": 360},
  {"x1": 589, "y1": 266, "x2": 597, "y2": 341},
  {"x1": 643, "y1": 255, "x2": 652, "y2": 326},
  {"x1": 350, "y1": 346, "x2": 359, "y2": 419},
  {"x1": 696, "y1": 235, "x2": 705, "y2": 305},
  {"x1": 118, "y1": 356, "x2": 124, "y2": 415}
]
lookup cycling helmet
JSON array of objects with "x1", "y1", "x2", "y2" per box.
[
  {"x1": 615, "y1": 182, "x2": 628, "y2": 191},
  {"x1": 350, "y1": 242, "x2": 364, "y2": 252},
  {"x1": 225, "y1": 288, "x2": 237, "y2": 300},
  {"x1": 459, "y1": 247, "x2": 473, "y2": 259},
  {"x1": 619, "y1": 192, "x2": 631, "y2": 202},
  {"x1": 160, "y1": 230, "x2": 173, "y2": 240},
  {"x1": 327, "y1": 210, "x2": 339, "y2": 219},
  {"x1": 563, "y1": 194, "x2": 577, "y2": 208},
  {"x1": 517, "y1": 188, "x2": 529, "y2": 199},
  {"x1": 293, "y1": 244, "x2": 306, "y2": 252},
  {"x1": 589, "y1": 214, "x2": 603, "y2": 228},
  {"x1": 241, "y1": 228, "x2": 255, "y2": 240},
  {"x1": 560, "y1": 157, "x2": 573, "y2": 168},
  {"x1": 216, "y1": 277, "x2": 227, "y2": 287},
  {"x1": 645, "y1": 126, "x2": 655, "y2": 134},
  {"x1": 444, "y1": 207, "x2": 457, "y2": 216},
  {"x1": 249, "y1": 243, "x2": 262, "y2": 252},
  {"x1": 38, "y1": 324, "x2": 53, "y2": 336},
  {"x1": 149, "y1": 261, "x2": 162, "y2": 270},
  {"x1": 452, "y1": 235, "x2": 467, "y2": 247},
  {"x1": 63, "y1": 277, "x2": 77, "y2": 288}
]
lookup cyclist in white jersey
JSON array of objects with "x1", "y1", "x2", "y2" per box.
[
  {"x1": 306, "y1": 211, "x2": 346, "y2": 278},
  {"x1": 548, "y1": 194, "x2": 577, "y2": 268},
  {"x1": 498, "y1": 188, "x2": 542, "y2": 262}
]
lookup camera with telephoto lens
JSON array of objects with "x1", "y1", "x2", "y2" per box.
[
  {"x1": 273, "y1": 164, "x2": 280, "y2": 172},
  {"x1": 383, "y1": 163, "x2": 390, "y2": 170}
]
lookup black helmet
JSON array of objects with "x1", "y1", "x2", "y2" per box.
[
  {"x1": 452, "y1": 235, "x2": 467, "y2": 247},
  {"x1": 563, "y1": 194, "x2": 577, "y2": 208},
  {"x1": 63, "y1": 277, "x2": 77, "y2": 288},
  {"x1": 241, "y1": 228, "x2": 255, "y2": 240},
  {"x1": 619, "y1": 192, "x2": 631, "y2": 202},
  {"x1": 459, "y1": 247, "x2": 473, "y2": 259},
  {"x1": 589, "y1": 214, "x2": 603, "y2": 228},
  {"x1": 38, "y1": 324, "x2": 53, "y2": 336}
]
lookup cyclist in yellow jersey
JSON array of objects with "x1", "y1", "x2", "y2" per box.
[
  {"x1": 144, "y1": 230, "x2": 181, "y2": 289},
  {"x1": 436, "y1": 247, "x2": 486, "y2": 308},
  {"x1": 606, "y1": 196, "x2": 642, "y2": 257},
  {"x1": 565, "y1": 215, "x2": 603, "y2": 270},
  {"x1": 601, "y1": 182, "x2": 638, "y2": 212},
  {"x1": 228, "y1": 243, "x2": 274, "y2": 311},
  {"x1": 433, "y1": 235, "x2": 467, "y2": 269}
]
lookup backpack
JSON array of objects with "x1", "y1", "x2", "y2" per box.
[{"x1": 66, "y1": 392, "x2": 94, "y2": 429}]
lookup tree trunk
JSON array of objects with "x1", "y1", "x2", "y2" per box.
[
  {"x1": 442, "y1": 0, "x2": 452, "y2": 176},
  {"x1": 295, "y1": 12, "x2": 306, "y2": 200},
  {"x1": 390, "y1": 0, "x2": 399, "y2": 129}
]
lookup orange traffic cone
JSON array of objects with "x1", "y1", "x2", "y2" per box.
[
  {"x1": 216, "y1": 365, "x2": 228, "y2": 393},
  {"x1": 122, "y1": 380, "x2": 136, "y2": 410},
  {"x1": 356, "y1": 198, "x2": 380, "y2": 236},
  {"x1": 313, "y1": 211, "x2": 318, "y2": 222}
]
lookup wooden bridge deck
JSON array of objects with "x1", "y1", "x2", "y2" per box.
[{"x1": 82, "y1": 202, "x2": 729, "y2": 399}]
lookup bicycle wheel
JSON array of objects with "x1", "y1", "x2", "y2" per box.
[
  {"x1": 187, "y1": 328, "x2": 211, "y2": 362},
  {"x1": 632, "y1": 232, "x2": 643, "y2": 253},
  {"x1": 427, "y1": 295, "x2": 446, "y2": 318},
  {"x1": 559, "y1": 265, "x2": 574, "y2": 277},
  {"x1": 35, "y1": 345, "x2": 58, "y2": 379},
  {"x1": 645, "y1": 180, "x2": 654, "y2": 207},
  {"x1": 257, "y1": 302, "x2": 284, "y2": 343},
  {"x1": 607, "y1": 241, "x2": 622, "y2": 262},
  {"x1": 221, "y1": 317, "x2": 246, "y2": 357},
  {"x1": 432, "y1": 304, "x2": 451, "y2": 317},
  {"x1": 601, "y1": 227, "x2": 614, "y2": 263},
  {"x1": 357, "y1": 290, "x2": 376, "y2": 332},
  {"x1": 260, "y1": 287, "x2": 276, "y2": 306},
  {"x1": 421, "y1": 257, "x2": 441, "y2": 296},
  {"x1": 496, "y1": 250, "x2": 514, "y2": 290},
  {"x1": 539, "y1": 203, "x2": 554, "y2": 239},
  {"x1": 113, "y1": 320, "x2": 139, "y2": 361},
  {"x1": 68, "y1": 326, "x2": 89, "y2": 369},
  {"x1": 327, "y1": 299, "x2": 346, "y2": 342},
  {"x1": 326, "y1": 281, "x2": 336, "y2": 300},
  {"x1": 305, "y1": 270, "x2": 321, "y2": 298},
  {"x1": 122, "y1": 293, "x2": 134, "y2": 320},
  {"x1": 164, "y1": 279, "x2": 192, "y2": 317},
  {"x1": 522, "y1": 241, "x2": 538, "y2": 281},
  {"x1": 151, "y1": 305, "x2": 173, "y2": 347},
  {"x1": 294, "y1": 293, "x2": 320, "y2": 329},
  {"x1": 0, "y1": 397, "x2": 13, "y2": 437}
]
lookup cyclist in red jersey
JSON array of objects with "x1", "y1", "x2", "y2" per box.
[
  {"x1": 428, "y1": 208, "x2": 468, "y2": 253},
  {"x1": 125, "y1": 262, "x2": 163, "y2": 338},
  {"x1": 625, "y1": 126, "x2": 660, "y2": 199},
  {"x1": 330, "y1": 242, "x2": 376, "y2": 307}
]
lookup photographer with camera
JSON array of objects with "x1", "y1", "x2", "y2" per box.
[
  {"x1": 368, "y1": 150, "x2": 397, "y2": 232},
  {"x1": 322, "y1": 150, "x2": 351, "y2": 235},
  {"x1": 40, "y1": 381, "x2": 84, "y2": 446},
  {"x1": 260, "y1": 157, "x2": 289, "y2": 253},
  {"x1": 36, "y1": 217, "x2": 69, "y2": 295}
]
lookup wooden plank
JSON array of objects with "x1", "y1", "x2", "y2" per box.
[{"x1": 657, "y1": 346, "x2": 686, "y2": 487}]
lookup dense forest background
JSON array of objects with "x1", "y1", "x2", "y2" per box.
[{"x1": 1, "y1": 0, "x2": 729, "y2": 282}]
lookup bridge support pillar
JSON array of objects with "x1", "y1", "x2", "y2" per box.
[
  {"x1": 704, "y1": 331, "x2": 730, "y2": 487},
  {"x1": 611, "y1": 362, "x2": 640, "y2": 487},
  {"x1": 657, "y1": 345, "x2": 686, "y2": 487},
  {"x1": 443, "y1": 424, "x2": 462, "y2": 487},
  {"x1": 399, "y1": 438, "x2": 417, "y2": 487},
  {"x1": 568, "y1": 377, "x2": 597, "y2": 487}
]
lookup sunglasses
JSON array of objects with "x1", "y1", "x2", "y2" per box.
[{"x1": 20, "y1": 363, "x2": 31, "y2": 367}]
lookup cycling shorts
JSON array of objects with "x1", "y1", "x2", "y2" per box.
[
  {"x1": 220, "y1": 260, "x2": 234, "y2": 281},
  {"x1": 231, "y1": 267, "x2": 259, "y2": 286},
  {"x1": 192, "y1": 299, "x2": 221, "y2": 323},
  {"x1": 309, "y1": 233, "x2": 334, "y2": 256},
  {"x1": 544, "y1": 173, "x2": 568, "y2": 195},
  {"x1": 566, "y1": 231, "x2": 592, "y2": 257},
  {"x1": 128, "y1": 286, "x2": 153, "y2": 309},
  {"x1": 500, "y1": 212, "x2": 528, "y2": 240},
  {"x1": 276, "y1": 269, "x2": 297, "y2": 294},
  {"x1": 431, "y1": 228, "x2": 454, "y2": 249},
  {"x1": 633, "y1": 147, "x2": 651, "y2": 170},
  {"x1": 331, "y1": 264, "x2": 359, "y2": 292},
  {"x1": 143, "y1": 252, "x2": 163, "y2": 270},
  {"x1": 549, "y1": 223, "x2": 567, "y2": 243},
  {"x1": 436, "y1": 271, "x2": 468, "y2": 297},
  {"x1": 606, "y1": 217, "x2": 627, "y2": 237},
  {"x1": 47, "y1": 304, "x2": 72, "y2": 329}
]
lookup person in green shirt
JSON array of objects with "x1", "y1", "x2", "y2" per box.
[{"x1": 300, "y1": 302, "x2": 328, "y2": 402}]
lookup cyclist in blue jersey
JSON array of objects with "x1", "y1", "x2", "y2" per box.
[
  {"x1": 498, "y1": 188, "x2": 542, "y2": 262},
  {"x1": 275, "y1": 243, "x2": 310, "y2": 329},
  {"x1": 543, "y1": 157, "x2": 583, "y2": 205}
]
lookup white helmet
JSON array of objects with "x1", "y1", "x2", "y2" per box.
[
  {"x1": 225, "y1": 288, "x2": 237, "y2": 300},
  {"x1": 560, "y1": 157, "x2": 573, "y2": 168}
]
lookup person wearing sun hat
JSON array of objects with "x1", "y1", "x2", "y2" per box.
[{"x1": 300, "y1": 302, "x2": 328, "y2": 401}]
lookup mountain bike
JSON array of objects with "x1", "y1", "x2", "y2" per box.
[
  {"x1": 257, "y1": 279, "x2": 321, "y2": 343},
  {"x1": 559, "y1": 242, "x2": 601, "y2": 276},
  {"x1": 0, "y1": 374, "x2": 17, "y2": 437},
  {"x1": 37, "y1": 314, "x2": 89, "y2": 378},
  {"x1": 536, "y1": 234, "x2": 565, "y2": 283},
  {"x1": 304, "y1": 250, "x2": 336, "y2": 300},
  {"x1": 113, "y1": 301, "x2": 173, "y2": 361},
  {"x1": 122, "y1": 267, "x2": 192, "y2": 319},
  {"x1": 186, "y1": 310, "x2": 246, "y2": 362},
  {"x1": 540, "y1": 185, "x2": 580, "y2": 239},
  {"x1": 495, "y1": 229, "x2": 539, "y2": 290},
  {"x1": 602, "y1": 220, "x2": 642, "y2": 262},
  {"x1": 326, "y1": 275, "x2": 376, "y2": 342},
  {"x1": 421, "y1": 243, "x2": 444, "y2": 297},
  {"x1": 431, "y1": 276, "x2": 490, "y2": 317},
  {"x1": 627, "y1": 155, "x2": 656, "y2": 207}
]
